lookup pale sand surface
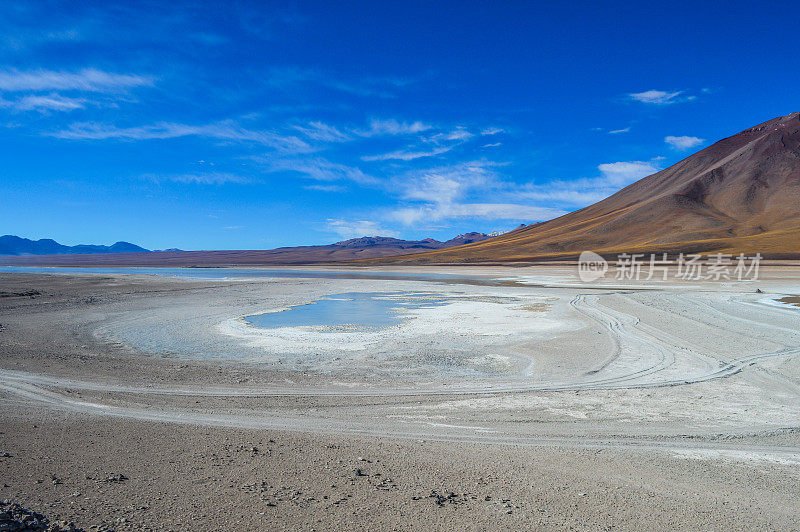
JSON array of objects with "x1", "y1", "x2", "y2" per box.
[{"x1": 1, "y1": 267, "x2": 799, "y2": 530}]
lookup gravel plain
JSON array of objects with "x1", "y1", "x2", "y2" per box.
[{"x1": 1, "y1": 266, "x2": 799, "y2": 530}]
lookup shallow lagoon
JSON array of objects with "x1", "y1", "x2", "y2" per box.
[{"x1": 244, "y1": 292, "x2": 451, "y2": 330}]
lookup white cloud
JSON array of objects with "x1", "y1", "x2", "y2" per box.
[
  {"x1": 0, "y1": 68, "x2": 151, "y2": 114},
  {"x1": 361, "y1": 145, "x2": 453, "y2": 161},
  {"x1": 397, "y1": 161, "x2": 500, "y2": 204},
  {"x1": 144, "y1": 172, "x2": 251, "y2": 185},
  {"x1": 441, "y1": 128, "x2": 473, "y2": 141},
  {"x1": 354, "y1": 118, "x2": 431, "y2": 137},
  {"x1": 481, "y1": 127, "x2": 504, "y2": 136},
  {"x1": 362, "y1": 124, "x2": 475, "y2": 161},
  {"x1": 597, "y1": 160, "x2": 661, "y2": 186},
  {"x1": 519, "y1": 182, "x2": 615, "y2": 205},
  {"x1": 608, "y1": 127, "x2": 630, "y2": 134},
  {"x1": 304, "y1": 184, "x2": 346, "y2": 192},
  {"x1": 629, "y1": 90, "x2": 684, "y2": 105},
  {"x1": 389, "y1": 203, "x2": 565, "y2": 226},
  {"x1": 263, "y1": 157, "x2": 377, "y2": 185},
  {"x1": 49, "y1": 121, "x2": 312, "y2": 153},
  {"x1": 0, "y1": 68, "x2": 153, "y2": 92},
  {"x1": 519, "y1": 159, "x2": 663, "y2": 207},
  {"x1": 265, "y1": 67, "x2": 413, "y2": 98},
  {"x1": 385, "y1": 160, "x2": 565, "y2": 226},
  {"x1": 482, "y1": 142, "x2": 501, "y2": 148},
  {"x1": 665, "y1": 135, "x2": 704, "y2": 150},
  {"x1": 0, "y1": 93, "x2": 85, "y2": 112},
  {"x1": 326, "y1": 219, "x2": 399, "y2": 239},
  {"x1": 292, "y1": 121, "x2": 350, "y2": 142}
]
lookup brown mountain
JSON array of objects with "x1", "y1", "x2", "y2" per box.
[{"x1": 375, "y1": 112, "x2": 800, "y2": 263}]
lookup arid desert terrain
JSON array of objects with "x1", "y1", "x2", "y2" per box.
[{"x1": 1, "y1": 266, "x2": 799, "y2": 530}]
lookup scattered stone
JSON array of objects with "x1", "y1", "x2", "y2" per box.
[
  {"x1": 426, "y1": 490, "x2": 471, "y2": 507},
  {"x1": 101, "y1": 474, "x2": 128, "y2": 484},
  {"x1": 0, "y1": 500, "x2": 86, "y2": 531},
  {"x1": 373, "y1": 477, "x2": 397, "y2": 491}
]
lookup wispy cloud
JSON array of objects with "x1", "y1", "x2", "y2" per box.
[
  {"x1": 292, "y1": 121, "x2": 350, "y2": 142},
  {"x1": 597, "y1": 160, "x2": 661, "y2": 186},
  {"x1": 0, "y1": 68, "x2": 154, "y2": 92},
  {"x1": 143, "y1": 172, "x2": 251, "y2": 185},
  {"x1": 354, "y1": 118, "x2": 431, "y2": 137},
  {"x1": 326, "y1": 218, "x2": 399, "y2": 239},
  {"x1": 665, "y1": 135, "x2": 705, "y2": 150},
  {"x1": 482, "y1": 142, "x2": 502, "y2": 148},
  {"x1": 49, "y1": 121, "x2": 312, "y2": 153},
  {"x1": 265, "y1": 66, "x2": 413, "y2": 98},
  {"x1": 362, "y1": 145, "x2": 453, "y2": 161},
  {"x1": 384, "y1": 160, "x2": 564, "y2": 226},
  {"x1": 396, "y1": 160, "x2": 500, "y2": 203},
  {"x1": 481, "y1": 127, "x2": 504, "y2": 136},
  {"x1": 361, "y1": 124, "x2": 474, "y2": 161},
  {"x1": 390, "y1": 203, "x2": 566, "y2": 226},
  {"x1": 519, "y1": 159, "x2": 663, "y2": 206},
  {"x1": 262, "y1": 157, "x2": 377, "y2": 185},
  {"x1": 628, "y1": 90, "x2": 693, "y2": 105},
  {"x1": 0, "y1": 93, "x2": 85, "y2": 112},
  {"x1": 608, "y1": 127, "x2": 630, "y2": 134},
  {"x1": 436, "y1": 128, "x2": 473, "y2": 141},
  {"x1": 304, "y1": 183, "x2": 346, "y2": 192},
  {"x1": 517, "y1": 183, "x2": 613, "y2": 205}
]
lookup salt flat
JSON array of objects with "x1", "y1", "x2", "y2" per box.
[{"x1": 1, "y1": 266, "x2": 799, "y2": 530}]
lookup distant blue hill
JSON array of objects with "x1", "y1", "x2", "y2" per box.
[{"x1": 0, "y1": 235, "x2": 149, "y2": 255}]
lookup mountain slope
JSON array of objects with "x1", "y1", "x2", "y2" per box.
[
  {"x1": 376, "y1": 112, "x2": 800, "y2": 263},
  {"x1": 0, "y1": 235, "x2": 149, "y2": 256}
]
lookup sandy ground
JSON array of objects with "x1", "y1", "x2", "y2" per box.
[{"x1": 1, "y1": 267, "x2": 799, "y2": 530}]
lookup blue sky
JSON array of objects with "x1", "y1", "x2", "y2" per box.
[{"x1": 1, "y1": 1, "x2": 798, "y2": 250}]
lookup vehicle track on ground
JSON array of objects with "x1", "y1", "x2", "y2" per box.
[{"x1": 3, "y1": 293, "x2": 799, "y2": 399}]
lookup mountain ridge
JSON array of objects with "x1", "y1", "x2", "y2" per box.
[{"x1": 0, "y1": 235, "x2": 149, "y2": 256}]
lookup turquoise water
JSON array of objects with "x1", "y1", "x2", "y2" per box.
[{"x1": 244, "y1": 292, "x2": 450, "y2": 330}]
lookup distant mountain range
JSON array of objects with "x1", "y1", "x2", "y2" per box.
[
  {"x1": 0, "y1": 235, "x2": 149, "y2": 256},
  {"x1": 332, "y1": 232, "x2": 495, "y2": 250},
  {"x1": 0, "y1": 231, "x2": 509, "y2": 265}
]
